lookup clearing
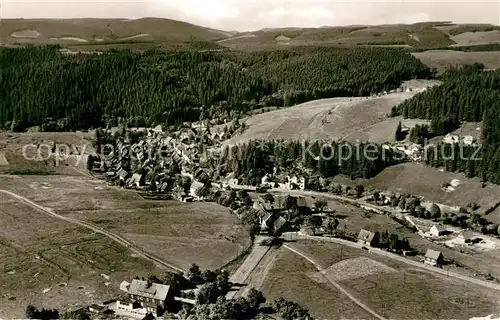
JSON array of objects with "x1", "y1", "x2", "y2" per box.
[
  {"x1": 285, "y1": 241, "x2": 500, "y2": 320},
  {"x1": 0, "y1": 194, "x2": 163, "y2": 318},
  {"x1": 0, "y1": 174, "x2": 250, "y2": 271},
  {"x1": 412, "y1": 50, "x2": 500, "y2": 72},
  {"x1": 224, "y1": 80, "x2": 440, "y2": 145}
]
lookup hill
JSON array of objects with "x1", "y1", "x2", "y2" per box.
[
  {"x1": 0, "y1": 18, "x2": 231, "y2": 45},
  {"x1": 218, "y1": 23, "x2": 500, "y2": 50},
  {"x1": 1, "y1": 19, "x2": 500, "y2": 51}
]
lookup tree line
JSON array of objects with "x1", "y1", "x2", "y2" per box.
[{"x1": 0, "y1": 45, "x2": 432, "y2": 131}]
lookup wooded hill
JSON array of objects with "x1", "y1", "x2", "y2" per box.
[
  {"x1": 0, "y1": 45, "x2": 432, "y2": 131},
  {"x1": 391, "y1": 64, "x2": 500, "y2": 184}
]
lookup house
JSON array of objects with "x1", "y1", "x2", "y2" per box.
[
  {"x1": 429, "y1": 224, "x2": 447, "y2": 237},
  {"x1": 260, "y1": 212, "x2": 272, "y2": 234},
  {"x1": 89, "y1": 304, "x2": 107, "y2": 313},
  {"x1": 285, "y1": 176, "x2": 306, "y2": 191},
  {"x1": 357, "y1": 229, "x2": 379, "y2": 247},
  {"x1": 120, "y1": 281, "x2": 131, "y2": 292},
  {"x1": 443, "y1": 134, "x2": 460, "y2": 144},
  {"x1": 273, "y1": 216, "x2": 288, "y2": 235},
  {"x1": 190, "y1": 180, "x2": 205, "y2": 200},
  {"x1": 128, "y1": 173, "x2": 146, "y2": 188},
  {"x1": 457, "y1": 230, "x2": 476, "y2": 243},
  {"x1": 462, "y1": 135, "x2": 475, "y2": 145},
  {"x1": 117, "y1": 168, "x2": 130, "y2": 181},
  {"x1": 424, "y1": 249, "x2": 444, "y2": 266},
  {"x1": 125, "y1": 279, "x2": 173, "y2": 314},
  {"x1": 296, "y1": 196, "x2": 307, "y2": 208}
]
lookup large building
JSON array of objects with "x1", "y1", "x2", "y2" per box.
[{"x1": 119, "y1": 279, "x2": 173, "y2": 315}]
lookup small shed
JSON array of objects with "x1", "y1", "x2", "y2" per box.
[{"x1": 424, "y1": 249, "x2": 444, "y2": 266}]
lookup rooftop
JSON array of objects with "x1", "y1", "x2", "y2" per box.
[{"x1": 128, "y1": 279, "x2": 171, "y2": 301}]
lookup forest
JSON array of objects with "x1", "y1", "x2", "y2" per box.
[
  {"x1": 391, "y1": 63, "x2": 500, "y2": 184},
  {"x1": 0, "y1": 45, "x2": 432, "y2": 131}
]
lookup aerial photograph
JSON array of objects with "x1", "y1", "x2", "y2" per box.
[{"x1": 1, "y1": 0, "x2": 500, "y2": 319}]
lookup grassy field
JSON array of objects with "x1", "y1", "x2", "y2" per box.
[
  {"x1": 0, "y1": 174, "x2": 250, "y2": 271},
  {"x1": 412, "y1": 50, "x2": 500, "y2": 72},
  {"x1": 260, "y1": 248, "x2": 374, "y2": 320},
  {"x1": 0, "y1": 195, "x2": 164, "y2": 318},
  {"x1": 223, "y1": 80, "x2": 440, "y2": 146},
  {"x1": 284, "y1": 241, "x2": 500, "y2": 319},
  {"x1": 450, "y1": 30, "x2": 500, "y2": 46}
]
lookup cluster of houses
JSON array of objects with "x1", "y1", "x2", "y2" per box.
[
  {"x1": 91, "y1": 127, "x2": 216, "y2": 201},
  {"x1": 260, "y1": 173, "x2": 307, "y2": 191},
  {"x1": 356, "y1": 228, "x2": 446, "y2": 267},
  {"x1": 443, "y1": 133, "x2": 476, "y2": 146}
]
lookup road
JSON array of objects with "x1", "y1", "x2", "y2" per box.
[
  {"x1": 0, "y1": 189, "x2": 184, "y2": 273},
  {"x1": 283, "y1": 244, "x2": 387, "y2": 320},
  {"x1": 284, "y1": 232, "x2": 500, "y2": 292},
  {"x1": 226, "y1": 235, "x2": 271, "y2": 300},
  {"x1": 226, "y1": 184, "x2": 391, "y2": 214}
]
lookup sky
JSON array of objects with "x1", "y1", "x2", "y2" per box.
[{"x1": 2, "y1": 0, "x2": 499, "y2": 31}]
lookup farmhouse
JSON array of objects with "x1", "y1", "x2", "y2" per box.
[
  {"x1": 357, "y1": 229, "x2": 379, "y2": 247},
  {"x1": 424, "y1": 249, "x2": 444, "y2": 266},
  {"x1": 429, "y1": 224, "x2": 447, "y2": 237},
  {"x1": 121, "y1": 279, "x2": 173, "y2": 314}
]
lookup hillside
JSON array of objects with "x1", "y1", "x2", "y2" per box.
[
  {"x1": 0, "y1": 18, "x2": 231, "y2": 45},
  {"x1": 223, "y1": 80, "x2": 441, "y2": 145},
  {"x1": 218, "y1": 23, "x2": 500, "y2": 49},
  {"x1": 1, "y1": 19, "x2": 500, "y2": 51}
]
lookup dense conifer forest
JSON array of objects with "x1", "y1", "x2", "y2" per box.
[
  {"x1": 0, "y1": 45, "x2": 432, "y2": 131},
  {"x1": 391, "y1": 64, "x2": 500, "y2": 184}
]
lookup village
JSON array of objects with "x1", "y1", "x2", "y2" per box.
[{"x1": 63, "y1": 117, "x2": 500, "y2": 319}]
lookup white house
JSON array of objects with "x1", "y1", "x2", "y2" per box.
[
  {"x1": 285, "y1": 176, "x2": 306, "y2": 191},
  {"x1": 429, "y1": 224, "x2": 447, "y2": 238}
]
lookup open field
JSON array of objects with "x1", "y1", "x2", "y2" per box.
[
  {"x1": 412, "y1": 50, "x2": 500, "y2": 72},
  {"x1": 223, "y1": 80, "x2": 440, "y2": 145},
  {"x1": 0, "y1": 174, "x2": 250, "y2": 271},
  {"x1": 450, "y1": 30, "x2": 500, "y2": 46},
  {"x1": 285, "y1": 241, "x2": 500, "y2": 319},
  {"x1": 260, "y1": 248, "x2": 375, "y2": 320},
  {"x1": 0, "y1": 195, "x2": 164, "y2": 318}
]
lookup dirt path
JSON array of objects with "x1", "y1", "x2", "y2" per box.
[
  {"x1": 0, "y1": 189, "x2": 184, "y2": 273},
  {"x1": 283, "y1": 244, "x2": 387, "y2": 320},
  {"x1": 226, "y1": 236, "x2": 271, "y2": 299}
]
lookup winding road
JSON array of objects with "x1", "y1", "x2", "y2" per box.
[{"x1": 0, "y1": 189, "x2": 184, "y2": 273}]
